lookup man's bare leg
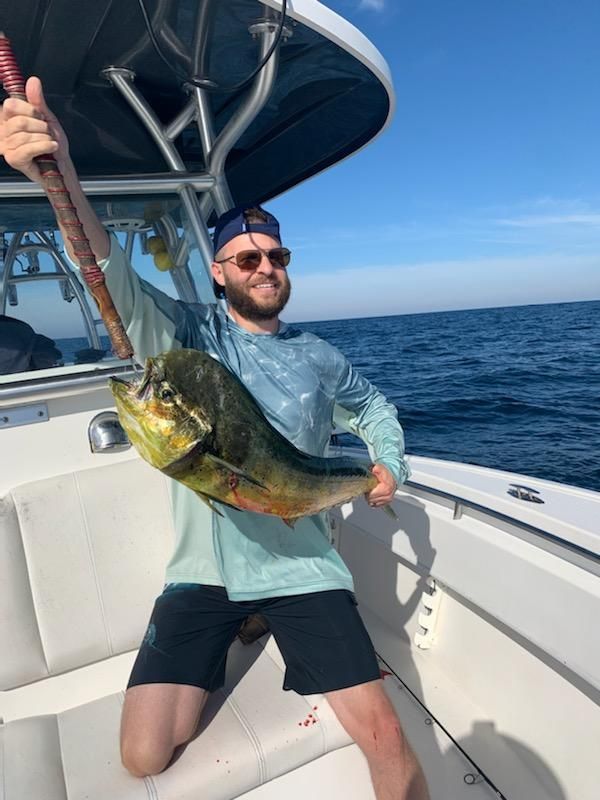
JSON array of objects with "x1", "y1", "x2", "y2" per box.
[
  {"x1": 120, "y1": 683, "x2": 208, "y2": 777},
  {"x1": 325, "y1": 680, "x2": 430, "y2": 800}
]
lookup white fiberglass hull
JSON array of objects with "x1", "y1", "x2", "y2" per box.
[{"x1": 332, "y1": 448, "x2": 600, "y2": 800}]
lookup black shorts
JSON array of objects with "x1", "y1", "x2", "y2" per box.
[{"x1": 127, "y1": 584, "x2": 381, "y2": 695}]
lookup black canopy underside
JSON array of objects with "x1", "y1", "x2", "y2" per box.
[{"x1": 0, "y1": 0, "x2": 390, "y2": 230}]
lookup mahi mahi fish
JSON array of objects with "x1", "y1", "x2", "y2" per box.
[{"x1": 109, "y1": 349, "x2": 381, "y2": 525}]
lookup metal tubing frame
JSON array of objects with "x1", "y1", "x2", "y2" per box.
[
  {"x1": 124, "y1": 232, "x2": 135, "y2": 261},
  {"x1": 189, "y1": 0, "x2": 218, "y2": 162},
  {"x1": 103, "y1": 67, "x2": 217, "y2": 284},
  {"x1": 0, "y1": 174, "x2": 215, "y2": 197},
  {"x1": 25, "y1": 232, "x2": 101, "y2": 350},
  {"x1": 164, "y1": 100, "x2": 196, "y2": 142},
  {"x1": 0, "y1": 362, "x2": 137, "y2": 400},
  {"x1": 0, "y1": 230, "x2": 23, "y2": 314},
  {"x1": 153, "y1": 215, "x2": 198, "y2": 303},
  {"x1": 103, "y1": 69, "x2": 188, "y2": 172},
  {"x1": 191, "y1": 0, "x2": 218, "y2": 82},
  {"x1": 102, "y1": 10, "x2": 285, "y2": 286},
  {"x1": 192, "y1": 85, "x2": 216, "y2": 163},
  {"x1": 196, "y1": 15, "x2": 285, "y2": 222},
  {"x1": 0, "y1": 4, "x2": 287, "y2": 394},
  {"x1": 154, "y1": 215, "x2": 188, "y2": 268},
  {"x1": 208, "y1": 19, "x2": 282, "y2": 215},
  {"x1": 0, "y1": 232, "x2": 101, "y2": 349}
]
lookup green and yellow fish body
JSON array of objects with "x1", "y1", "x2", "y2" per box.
[{"x1": 109, "y1": 349, "x2": 377, "y2": 524}]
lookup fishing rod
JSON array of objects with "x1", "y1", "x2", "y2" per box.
[{"x1": 0, "y1": 32, "x2": 134, "y2": 360}]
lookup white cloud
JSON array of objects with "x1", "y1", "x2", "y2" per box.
[
  {"x1": 284, "y1": 252, "x2": 600, "y2": 322},
  {"x1": 496, "y1": 214, "x2": 600, "y2": 228}
]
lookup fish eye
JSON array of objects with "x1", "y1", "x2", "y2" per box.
[{"x1": 159, "y1": 385, "x2": 175, "y2": 402}]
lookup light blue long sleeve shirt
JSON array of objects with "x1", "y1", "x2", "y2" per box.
[{"x1": 95, "y1": 236, "x2": 410, "y2": 600}]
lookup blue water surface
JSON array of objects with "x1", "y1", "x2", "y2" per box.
[
  {"x1": 297, "y1": 300, "x2": 600, "y2": 494},
  {"x1": 57, "y1": 300, "x2": 600, "y2": 493}
]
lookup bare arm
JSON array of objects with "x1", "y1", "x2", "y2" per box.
[
  {"x1": 0, "y1": 76, "x2": 109, "y2": 261},
  {"x1": 0, "y1": 76, "x2": 195, "y2": 361}
]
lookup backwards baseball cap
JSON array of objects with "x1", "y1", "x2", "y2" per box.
[{"x1": 212, "y1": 204, "x2": 280, "y2": 256}]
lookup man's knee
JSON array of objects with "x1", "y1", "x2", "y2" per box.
[
  {"x1": 361, "y1": 706, "x2": 410, "y2": 759},
  {"x1": 121, "y1": 735, "x2": 174, "y2": 778}
]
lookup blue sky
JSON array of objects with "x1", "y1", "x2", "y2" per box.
[{"x1": 270, "y1": 0, "x2": 600, "y2": 321}]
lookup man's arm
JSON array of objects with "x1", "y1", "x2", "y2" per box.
[
  {"x1": 0, "y1": 77, "x2": 203, "y2": 361},
  {"x1": 332, "y1": 351, "x2": 410, "y2": 507},
  {"x1": 0, "y1": 77, "x2": 110, "y2": 262}
]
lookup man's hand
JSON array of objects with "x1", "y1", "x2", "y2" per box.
[
  {"x1": 366, "y1": 463, "x2": 397, "y2": 508},
  {"x1": 1, "y1": 76, "x2": 110, "y2": 262},
  {"x1": 0, "y1": 76, "x2": 69, "y2": 183}
]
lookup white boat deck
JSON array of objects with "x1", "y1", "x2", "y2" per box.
[{"x1": 376, "y1": 657, "x2": 499, "y2": 800}]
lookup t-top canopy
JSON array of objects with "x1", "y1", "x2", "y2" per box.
[{"x1": 0, "y1": 0, "x2": 394, "y2": 231}]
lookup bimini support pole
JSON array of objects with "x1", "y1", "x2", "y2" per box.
[
  {"x1": 0, "y1": 175, "x2": 215, "y2": 197},
  {"x1": 102, "y1": 6, "x2": 289, "y2": 290},
  {"x1": 0, "y1": 232, "x2": 102, "y2": 350},
  {"x1": 102, "y1": 66, "x2": 216, "y2": 299},
  {"x1": 207, "y1": 15, "x2": 288, "y2": 215}
]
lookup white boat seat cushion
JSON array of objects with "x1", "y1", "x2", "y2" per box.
[
  {"x1": 0, "y1": 459, "x2": 355, "y2": 798},
  {"x1": 0, "y1": 459, "x2": 174, "y2": 689},
  {"x1": 0, "y1": 636, "x2": 353, "y2": 800}
]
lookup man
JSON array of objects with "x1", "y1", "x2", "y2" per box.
[{"x1": 0, "y1": 78, "x2": 430, "y2": 800}]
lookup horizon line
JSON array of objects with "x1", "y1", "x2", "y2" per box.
[{"x1": 50, "y1": 296, "x2": 600, "y2": 339}]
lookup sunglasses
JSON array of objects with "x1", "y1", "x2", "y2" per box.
[{"x1": 215, "y1": 247, "x2": 291, "y2": 271}]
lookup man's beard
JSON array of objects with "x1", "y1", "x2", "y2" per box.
[{"x1": 223, "y1": 273, "x2": 291, "y2": 322}]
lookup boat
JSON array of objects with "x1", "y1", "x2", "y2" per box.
[{"x1": 1, "y1": 2, "x2": 598, "y2": 798}]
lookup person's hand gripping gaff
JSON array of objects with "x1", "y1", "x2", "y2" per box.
[{"x1": 0, "y1": 31, "x2": 134, "y2": 360}]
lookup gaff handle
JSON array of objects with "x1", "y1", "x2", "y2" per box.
[{"x1": 0, "y1": 32, "x2": 134, "y2": 359}]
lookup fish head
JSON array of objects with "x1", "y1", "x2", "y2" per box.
[{"x1": 109, "y1": 351, "x2": 214, "y2": 470}]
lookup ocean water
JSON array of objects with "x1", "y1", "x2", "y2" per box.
[
  {"x1": 54, "y1": 337, "x2": 112, "y2": 366},
  {"x1": 297, "y1": 300, "x2": 600, "y2": 494},
  {"x1": 57, "y1": 299, "x2": 600, "y2": 493}
]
